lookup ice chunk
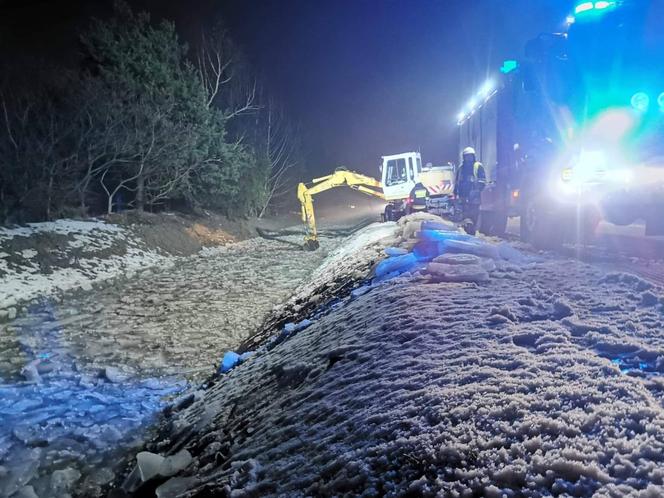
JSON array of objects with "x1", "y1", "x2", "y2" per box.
[
  {"x1": 21, "y1": 361, "x2": 41, "y2": 383},
  {"x1": 0, "y1": 449, "x2": 41, "y2": 497},
  {"x1": 283, "y1": 319, "x2": 313, "y2": 335},
  {"x1": 15, "y1": 486, "x2": 39, "y2": 498},
  {"x1": 104, "y1": 366, "x2": 128, "y2": 383},
  {"x1": 239, "y1": 351, "x2": 254, "y2": 362},
  {"x1": 160, "y1": 450, "x2": 193, "y2": 477},
  {"x1": 156, "y1": 477, "x2": 199, "y2": 498},
  {"x1": 351, "y1": 285, "x2": 372, "y2": 298},
  {"x1": 50, "y1": 468, "x2": 81, "y2": 494},
  {"x1": 86, "y1": 467, "x2": 115, "y2": 487},
  {"x1": 219, "y1": 352, "x2": 241, "y2": 373},
  {"x1": 137, "y1": 451, "x2": 166, "y2": 482}
]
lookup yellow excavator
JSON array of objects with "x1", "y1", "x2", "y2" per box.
[
  {"x1": 298, "y1": 169, "x2": 385, "y2": 250},
  {"x1": 297, "y1": 152, "x2": 428, "y2": 250}
]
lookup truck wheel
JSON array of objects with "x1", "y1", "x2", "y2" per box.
[
  {"x1": 521, "y1": 198, "x2": 563, "y2": 250},
  {"x1": 603, "y1": 205, "x2": 637, "y2": 226}
]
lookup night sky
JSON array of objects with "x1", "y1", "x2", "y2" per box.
[{"x1": 1, "y1": 0, "x2": 571, "y2": 176}]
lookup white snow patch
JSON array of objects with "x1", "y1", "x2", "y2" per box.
[{"x1": 0, "y1": 219, "x2": 172, "y2": 309}]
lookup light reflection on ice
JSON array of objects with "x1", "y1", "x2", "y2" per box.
[{"x1": 0, "y1": 298, "x2": 186, "y2": 497}]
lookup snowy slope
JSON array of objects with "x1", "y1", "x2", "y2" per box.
[
  {"x1": 0, "y1": 219, "x2": 173, "y2": 311},
  {"x1": 116, "y1": 216, "x2": 664, "y2": 497}
]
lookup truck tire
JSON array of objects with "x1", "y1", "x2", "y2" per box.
[
  {"x1": 521, "y1": 198, "x2": 564, "y2": 250},
  {"x1": 603, "y1": 205, "x2": 637, "y2": 226}
]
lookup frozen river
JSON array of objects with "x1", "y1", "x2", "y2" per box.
[{"x1": 0, "y1": 234, "x2": 336, "y2": 497}]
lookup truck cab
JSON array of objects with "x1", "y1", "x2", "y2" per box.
[
  {"x1": 381, "y1": 152, "x2": 422, "y2": 200},
  {"x1": 380, "y1": 152, "x2": 423, "y2": 220}
]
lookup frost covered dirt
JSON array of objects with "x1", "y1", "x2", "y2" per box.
[
  {"x1": 121, "y1": 216, "x2": 664, "y2": 497},
  {"x1": 0, "y1": 227, "x2": 339, "y2": 498}
]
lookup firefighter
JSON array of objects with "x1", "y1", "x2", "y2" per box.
[
  {"x1": 454, "y1": 146, "x2": 486, "y2": 230},
  {"x1": 408, "y1": 181, "x2": 428, "y2": 213}
]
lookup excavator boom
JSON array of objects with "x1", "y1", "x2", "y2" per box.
[{"x1": 298, "y1": 169, "x2": 384, "y2": 250}]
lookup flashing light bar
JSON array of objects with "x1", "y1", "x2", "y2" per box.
[
  {"x1": 456, "y1": 78, "x2": 498, "y2": 125},
  {"x1": 574, "y1": 0, "x2": 617, "y2": 16},
  {"x1": 575, "y1": 1, "x2": 593, "y2": 13},
  {"x1": 595, "y1": 1, "x2": 615, "y2": 9}
]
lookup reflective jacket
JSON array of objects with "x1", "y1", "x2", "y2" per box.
[
  {"x1": 454, "y1": 161, "x2": 486, "y2": 199},
  {"x1": 410, "y1": 182, "x2": 428, "y2": 210}
]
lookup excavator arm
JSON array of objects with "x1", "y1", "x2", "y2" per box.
[{"x1": 297, "y1": 168, "x2": 384, "y2": 250}]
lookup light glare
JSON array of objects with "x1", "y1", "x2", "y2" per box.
[{"x1": 479, "y1": 80, "x2": 494, "y2": 98}]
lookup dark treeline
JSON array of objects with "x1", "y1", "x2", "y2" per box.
[{"x1": 0, "y1": 1, "x2": 300, "y2": 223}]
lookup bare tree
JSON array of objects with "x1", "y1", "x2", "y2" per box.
[
  {"x1": 0, "y1": 88, "x2": 79, "y2": 220},
  {"x1": 258, "y1": 100, "x2": 300, "y2": 218},
  {"x1": 197, "y1": 30, "x2": 258, "y2": 119}
]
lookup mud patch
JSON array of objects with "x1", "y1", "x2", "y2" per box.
[{"x1": 185, "y1": 223, "x2": 235, "y2": 247}]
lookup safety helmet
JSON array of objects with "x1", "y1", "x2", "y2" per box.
[{"x1": 462, "y1": 146, "x2": 476, "y2": 156}]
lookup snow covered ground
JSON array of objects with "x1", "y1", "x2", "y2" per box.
[
  {"x1": 0, "y1": 223, "x2": 341, "y2": 497},
  {"x1": 0, "y1": 219, "x2": 173, "y2": 313},
  {"x1": 119, "y1": 215, "x2": 664, "y2": 497}
]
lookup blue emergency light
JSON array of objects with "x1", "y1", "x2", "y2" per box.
[
  {"x1": 574, "y1": 1, "x2": 617, "y2": 16},
  {"x1": 500, "y1": 60, "x2": 518, "y2": 74}
]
